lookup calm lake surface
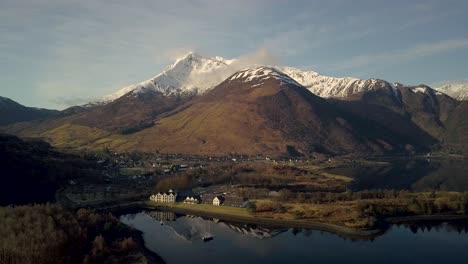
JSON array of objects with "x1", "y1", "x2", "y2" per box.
[
  {"x1": 120, "y1": 210, "x2": 468, "y2": 264},
  {"x1": 325, "y1": 158, "x2": 468, "y2": 191}
]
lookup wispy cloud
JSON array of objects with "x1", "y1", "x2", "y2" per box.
[{"x1": 329, "y1": 39, "x2": 468, "y2": 71}]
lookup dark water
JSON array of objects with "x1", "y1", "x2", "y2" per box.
[
  {"x1": 120, "y1": 211, "x2": 468, "y2": 264},
  {"x1": 325, "y1": 158, "x2": 468, "y2": 191}
]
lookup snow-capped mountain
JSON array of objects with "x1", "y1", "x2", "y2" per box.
[
  {"x1": 279, "y1": 66, "x2": 400, "y2": 99},
  {"x1": 97, "y1": 52, "x2": 459, "y2": 105},
  {"x1": 99, "y1": 52, "x2": 235, "y2": 103},
  {"x1": 98, "y1": 53, "x2": 402, "y2": 103},
  {"x1": 227, "y1": 66, "x2": 302, "y2": 87},
  {"x1": 435, "y1": 82, "x2": 468, "y2": 100}
]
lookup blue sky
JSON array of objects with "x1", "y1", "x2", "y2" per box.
[{"x1": 1, "y1": 0, "x2": 468, "y2": 109}]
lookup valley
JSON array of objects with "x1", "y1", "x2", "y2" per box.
[
  {"x1": 3, "y1": 57, "x2": 467, "y2": 156},
  {"x1": 4, "y1": 1, "x2": 468, "y2": 263},
  {"x1": 2, "y1": 53, "x2": 468, "y2": 264}
]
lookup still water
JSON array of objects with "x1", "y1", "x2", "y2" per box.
[
  {"x1": 120, "y1": 210, "x2": 468, "y2": 264},
  {"x1": 325, "y1": 158, "x2": 468, "y2": 191}
]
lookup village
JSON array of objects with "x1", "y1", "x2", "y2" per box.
[
  {"x1": 57, "y1": 150, "x2": 320, "y2": 209},
  {"x1": 57, "y1": 148, "x2": 361, "y2": 211},
  {"x1": 149, "y1": 189, "x2": 249, "y2": 208}
]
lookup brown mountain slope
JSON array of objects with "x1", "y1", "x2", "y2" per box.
[
  {"x1": 2, "y1": 67, "x2": 443, "y2": 156},
  {"x1": 442, "y1": 101, "x2": 468, "y2": 154},
  {"x1": 346, "y1": 83, "x2": 459, "y2": 141},
  {"x1": 121, "y1": 67, "x2": 434, "y2": 155},
  {"x1": 0, "y1": 96, "x2": 58, "y2": 126},
  {"x1": 69, "y1": 89, "x2": 194, "y2": 133},
  {"x1": 1, "y1": 88, "x2": 193, "y2": 145},
  {"x1": 398, "y1": 85, "x2": 458, "y2": 139}
]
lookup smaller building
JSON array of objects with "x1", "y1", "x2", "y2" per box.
[
  {"x1": 184, "y1": 196, "x2": 200, "y2": 204},
  {"x1": 213, "y1": 196, "x2": 224, "y2": 206},
  {"x1": 201, "y1": 194, "x2": 217, "y2": 205},
  {"x1": 201, "y1": 194, "x2": 248, "y2": 207}
]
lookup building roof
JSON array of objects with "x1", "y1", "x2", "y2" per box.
[
  {"x1": 155, "y1": 190, "x2": 178, "y2": 196},
  {"x1": 214, "y1": 196, "x2": 225, "y2": 202}
]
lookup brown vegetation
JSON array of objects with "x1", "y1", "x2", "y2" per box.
[
  {"x1": 0, "y1": 204, "x2": 149, "y2": 264},
  {"x1": 154, "y1": 162, "x2": 350, "y2": 193},
  {"x1": 248, "y1": 190, "x2": 468, "y2": 229}
]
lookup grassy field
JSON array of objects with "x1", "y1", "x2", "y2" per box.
[
  {"x1": 148, "y1": 199, "x2": 369, "y2": 229},
  {"x1": 145, "y1": 190, "x2": 468, "y2": 231}
]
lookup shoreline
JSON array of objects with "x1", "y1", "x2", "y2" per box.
[
  {"x1": 385, "y1": 214, "x2": 468, "y2": 223},
  {"x1": 63, "y1": 197, "x2": 468, "y2": 239},
  {"x1": 103, "y1": 201, "x2": 383, "y2": 239},
  {"x1": 104, "y1": 201, "x2": 468, "y2": 238},
  {"x1": 151, "y1": 204, "x2": 384, "y2": 239}
]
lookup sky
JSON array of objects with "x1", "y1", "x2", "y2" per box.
[{"x1": 1, "y1": 0, "x2": 468, "y2": 109}]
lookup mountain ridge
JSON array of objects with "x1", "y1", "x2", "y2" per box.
[
  {"x1": 94, "y1": 52, "x2": 461, "y2": 107},
  {"x1": 2, "y1": 56, "x2": 467, "y2": 156},
  {"x1": 435, "y1": 82, "x2": 468, "y2": 101},
  {"x1": 0, "y1": 96, "x2": 59, "y2": 126}
]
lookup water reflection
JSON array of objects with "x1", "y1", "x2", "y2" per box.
[
  {"x1": 325, "y1": 158, "x2": 468, "y2": 191},
  {"x1": 143, "y1": 210, "x2": 288, "y2": 241},
  {"x1": 120, "y1": 210, "x2": 468, "y2": 264},
  {"x1": 395, "y1": 220, "x2": 468, "y2": 235}
]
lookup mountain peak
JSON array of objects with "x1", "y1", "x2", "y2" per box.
[
  {"x1": 171, "y1": 52, "x2": 233, "y2": 68},
  {"x1": 172, "y1": 51, "x2": 202, "y2": 65},
  {"x1": 228, "y1": 66, "x2": 301, "y2": 86},
  {"x1": 435, "y1": 81, "x2": 468, "y2": 100},
  {"x1": 98, "y1": 53, "x2": 233, "y2": 103}
]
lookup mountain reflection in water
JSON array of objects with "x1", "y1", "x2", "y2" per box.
[
  {"x1": 120, "y1": 210, "x2": 468, "y2": 264},
  {"x1": 144, "y1": 210, "x2": 287, "y2": 241}
]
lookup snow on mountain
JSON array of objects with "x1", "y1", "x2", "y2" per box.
[
  {"x1": 434, "y1": 82, "x2": 468, "y2": 100},
  {"x1": 279, "y1": 66, "x2": 397, "y2": 99},
  {"x1": 227, "y1": 66, "x2": 302, "y2": 86},
  {"x1": 406, "y1": 85, "x2": 443, "y2": 96},
  {"x1": 98, "y1": 52, "x2": 235, "y2": 103},
  {"x1": 97, "y1": 53, "x2": 410, "y2": 104},
  {"x1": 98, "y1": 52, "x2": 388, "y2": 104}
]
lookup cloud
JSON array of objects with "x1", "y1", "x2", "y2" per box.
[
  {"x1": 231, "y1": 48, "x2": 279, "y2": 69},
  {"x1": 50, "y1": 96, "x2": 96, "y2": 109},
  {"x1": 329, "y1": 39, "x2": 468, "y2": 71},
  {"x1": 185, "y1": 48, "x2": 279, "y2": 88}
]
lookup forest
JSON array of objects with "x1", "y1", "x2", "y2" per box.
[{"x1": 0, "y1": 204, "x2": 153, "y2": 264}]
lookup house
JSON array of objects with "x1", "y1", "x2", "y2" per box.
[
  {"x1": 149, "y1": 189, "x2": 178, "y2": 203},
  {"x1": 201, "y1": 194, "x2": 217, "y2": 205},
  {"x1": 213, "y1": 196, "x2": 224, "y2": 206},
  {"x1": 183, "y1": 196, "x2": 200, "y2": 204},
  {"x1": 201, "y1": 194, "x2": 248, "y2": 207}
]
